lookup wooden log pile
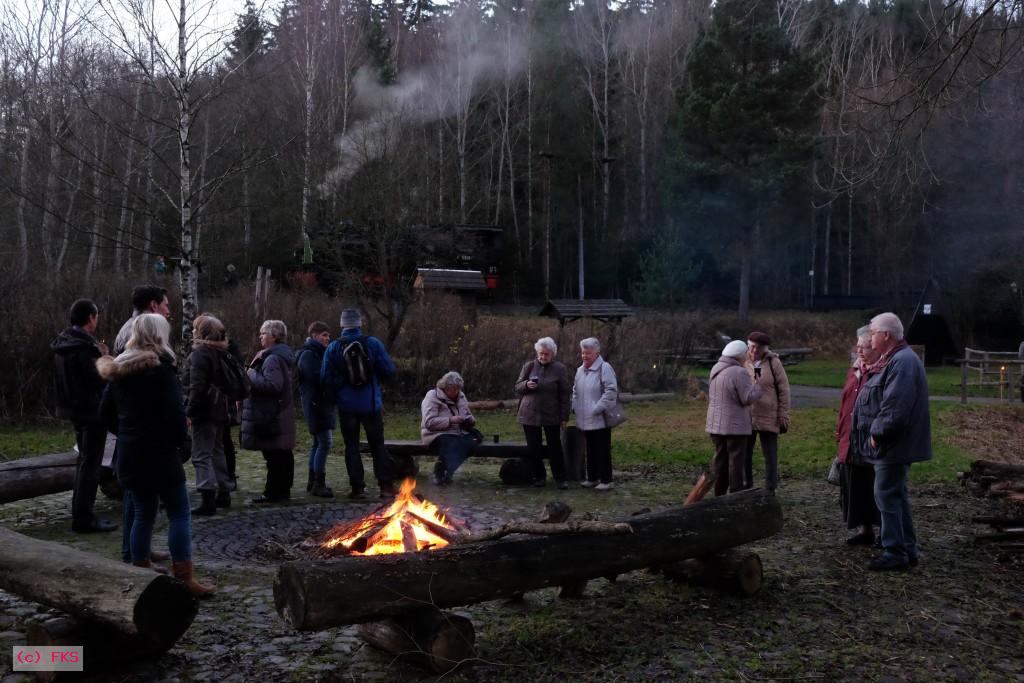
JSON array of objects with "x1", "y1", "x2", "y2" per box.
[
  {"x1": 971, "y1": 516, "x2": 1024, "y2": 557},
  {"x1": 959, "y1": 460, "x2": 1024, "y2": 503}
]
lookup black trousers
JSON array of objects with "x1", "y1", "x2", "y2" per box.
[
  {"x1": 583, "y1": 427, "x2": 613, "y2": 484},
  {"x1": 261, "y1": 449, "x2": 294, "y2": 500},
  {"x1": 711, "y1": 434, "x2": 750, "y2": 496},
  {"x1": 339, "y1": 410, "x2": 394, "y2": 488},
  {"x1": 744, "y1": 431, "x2": 779, "y2": 491},
  {"x1": 72, "y1": 420, "x2": 107, "y2": 527},
  {"x1": 223, "y1": 425, "x2": 236, "y2": 479},
  {"x1": 522, "y1": 424, "x2": 566, "y2": 482}
]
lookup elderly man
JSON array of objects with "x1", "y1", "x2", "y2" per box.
[{"x1": 853, "y1": 312, "x2": 932, "y2": 571}]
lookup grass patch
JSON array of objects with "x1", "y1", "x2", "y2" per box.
[{"x1": 3, "y1": 399, "x2": 1001, "y2": 484}]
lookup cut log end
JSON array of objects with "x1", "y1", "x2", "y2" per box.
[
  {"x1": 663, "y1": 550, "x2": 764, "y2": 596},
  {"x1": 357, "y1": 610, "x2": 476, "y2": 674}
]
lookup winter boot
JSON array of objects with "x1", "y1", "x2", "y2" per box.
[
  {"x1": 306, "y1": 468, "x2": 316, "y2": 492},
  {"x1": 311, "y1": 471, "x2": 334, "y2": 498},
  {"x1": 172, "y1": 560, "x2": 216, "y2": 598},
  {"x1": 215, "y1": 489, "x2": 231, "y2": 509},
  {"x1": 191, "y1": 490, "x2": 217, "y2": 517}
]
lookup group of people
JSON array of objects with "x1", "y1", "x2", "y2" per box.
[
  {"x1": 704, "y1": 331, "x2": 792, "y2": 496},
  {"x1": 833, "y1": 312, "x2": 932, "y2": 571}
]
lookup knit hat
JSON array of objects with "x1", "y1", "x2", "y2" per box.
[
  {"x1": 340, "y1": 309, "x2": 362, "y2": 330},
  {"x1": 747, "y1": 331, "x2": 771, "y2": 346},
  {"x1": 722, "y1": 340, "x2": 748, "y2": 359}
]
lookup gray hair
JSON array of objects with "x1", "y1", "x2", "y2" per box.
[
  {"x1": 856, "y1": 325, "x2": 872, "y2": 344},
  {"x1": 535, "y1": 337, "x2": 557, "y2": 355},
  {"x1": 870, "y1": 312, "x2": 904, "y2": 340},
  {"x1": 579, "y1": 337, "x2": 601, "y2": 352},
  {"x1": 260, "y1": 319, "x2": 288, "y2": 343},
  {"x1": 436, "y1": 371, "x2": 465, "y2": 391}
]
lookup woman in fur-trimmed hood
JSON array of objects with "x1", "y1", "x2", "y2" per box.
[{"x1": 98, "y1": 313, "x2": 214, "y2": 597}]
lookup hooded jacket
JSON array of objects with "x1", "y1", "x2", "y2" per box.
[
  {"x1": 241, "y1": 343, "x2": 296, "y2": 451},
  {"x1": 420, "y1": 388, "x2": 475, "y2": 446},
  {"x1": 182, "y1": 338, "x2": 230, "y2": 423},
  {"x1": 97, "y1": 350, "x2": 187, "y2": 492},
  {"x1": 852, "y1": 343, "x2": 933, "y2": 465},
  {"x1": 51, "y1": 326, "x2": 106, "y2": 424},
  {"x1": 321, "y1": 328, "x2": 395, "y2": 414},
  {"x1": 571, "y1": 356, "x2": 619, "y2": 431},
  {"x1": 296, "y1": 337, "x2": 336, "y2": 434},
  {"x1": 515, "y1": 358, "x2": 570, "y2": 426},
  {"x1": 705, "y1": 356, "x2": 762, "y2": 436}
]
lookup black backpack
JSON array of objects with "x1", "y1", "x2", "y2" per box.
[
  {"x1": 218, "y1": 351, "x2": 251, "y2": 401},
  {"x1": 340, "y1": 336, "x2": 373, "y2": 388}
]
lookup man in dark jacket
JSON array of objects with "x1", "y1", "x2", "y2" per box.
[
  {"x1": 321, "y1": 309, "x2": 396, "y2": 498},
  {"x1": 855, "y1": 312, "x2": 932, "y2": 571},
  {"x1": 297, "y1": 321, "x2": 336, "y2": 497},
  {"x1": 51, "y1": 299, "x2": 117, "y2": 533}
]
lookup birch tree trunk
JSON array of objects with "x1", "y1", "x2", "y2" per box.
[{"x1": 177, "y1": 0, "x2": 197, "y2": 348}]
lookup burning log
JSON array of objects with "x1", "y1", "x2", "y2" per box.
[
  {"x1": 0, "y1": 527, "x2": 197, "y2": 650},
  {"x1": 660, "y1": 550, "x2": 764, "y2": 595},
  {"x1": 274, "y1": 488, "x2": 783, "y2": 630},
  {"x1": 0, "y1": 451, "x2": 77, "y2": 504},
  {"x1": 357, "y1": 609, "x2": 475, "y2": 674}
]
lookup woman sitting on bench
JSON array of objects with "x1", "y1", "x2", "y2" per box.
[{"x1": 420, "y1": 371, "x2": 480, "y2": 485}]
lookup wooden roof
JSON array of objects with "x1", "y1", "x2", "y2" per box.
[
  {"x1": 539, "y1": 299, "x2": 635, "y2": 324},
  {"x1": 414, "y1": 268, "x2": 487, "y2": 290}
]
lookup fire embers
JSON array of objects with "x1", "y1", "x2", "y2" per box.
[{"x1": 318, "y1": 478, "x2": 467, "y2": 556}]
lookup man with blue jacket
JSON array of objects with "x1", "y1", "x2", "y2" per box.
[
  {"x1": 321, "y1": 309, "x2": 396, "y2": 498},
  {"x1": 854, "y1": 312, "x2": 932, "y2": 571}
]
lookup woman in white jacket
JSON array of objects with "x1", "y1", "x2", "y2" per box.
[{"x1": 571, "y1": 337, "x2": 618, "y2": 490}]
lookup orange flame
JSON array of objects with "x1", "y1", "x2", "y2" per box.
[{"x1": 320, "y1": 478, "x2": 463, "y2": 555}]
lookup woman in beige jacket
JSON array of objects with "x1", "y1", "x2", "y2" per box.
[
  {"x1": 706, "y1": 340, "x2": 766, "y2": 495},
  {"x1": 744, "y1": 331, "x2": 791, "y2": 492}
]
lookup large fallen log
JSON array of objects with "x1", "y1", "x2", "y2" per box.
[
  {"x1": 0, "y1": 527, "x2": 198, "y2": 650},
  {"x1": 274, "y1": 488, "x2": 783, "y2": 630},
  {"x1": 0, "y1": 451, "x2": 77, "y2": 504}
]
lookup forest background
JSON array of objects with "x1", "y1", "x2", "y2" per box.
[{"x1": 2, "y1": 0, "x2": 1024, "y2": 419}]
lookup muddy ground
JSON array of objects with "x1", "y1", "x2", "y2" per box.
[{"x1": 0, "y1": 458, "x2": 1021, "y2": 683}]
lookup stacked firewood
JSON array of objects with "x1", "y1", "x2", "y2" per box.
[
  {"x1": 959, "y1": 460, "x2": 1024, "y2": 503},
  {"x1": 972, "y1": 516, "x2": 1024, "y2": 558}
]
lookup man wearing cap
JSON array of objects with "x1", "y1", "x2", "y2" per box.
[
  {"x1": 744, "y1": 331, "x2": 791, "y2": 492},
  {"x1": 321, "y1": 309, "x2": 397, "y2": 498},
  {"x1": 853, "y1": 312, "x2": 932, "y2": 571},
  {"x1": 706, "y1": 340, "x2": 767, "y2": 495}
]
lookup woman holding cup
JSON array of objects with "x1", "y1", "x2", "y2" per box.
[{"x1": 514, "y1": 337, "x2": 570, "y2": 489}]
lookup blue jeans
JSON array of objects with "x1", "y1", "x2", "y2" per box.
[
  {"x1": 307, "y1": 429, "x2": 333, "y2": 474},
  {"x1": 873, "y1": 463, "x2": 917, "y2": 559},
  {"x1": 431, "y1": 434, "x2": 478, "y2": 480},
  {"x1": 128, "y1": 481, "x2": 193, "y2": 563}
]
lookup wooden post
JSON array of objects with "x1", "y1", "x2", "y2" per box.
[{"x1": 960, "y1": 359, "x2": 968, "y2": 405}]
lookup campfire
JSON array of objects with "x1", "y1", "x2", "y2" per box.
[{"x1": 318, "y1": 478, "x2": 467, "y2": 556}]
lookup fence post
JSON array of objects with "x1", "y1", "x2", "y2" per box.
[{"x1": 960, "y1": 359, "x2": 968, "y2": 405}]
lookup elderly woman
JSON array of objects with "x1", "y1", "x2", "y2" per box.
[
  {"x1": 183, "y1": 314, "x2": 233, "y2": 515},
  {"x1": 571, "y1": 337, "x2": 618, "y2": 490},
  {"x1": 241, "y1": 319, "x2": 296, "y2": 504},
  {"x1": 706, "y1": 340, "x2": 765, "y2": 495},
  {"x1": 836, "y1": 325, "x2": 884, "y2": 545},
  {"x1": 744, "y1": 331, "x2": 791, "y2": 492},
  {"x1": 515, "y1": 337, "x2": 570, "y2": 489},
  {"x1": 97, "y1": 314, "x2": 214, "y2": 596},
  {"x1": 421, "y1": 371, "x2": 479, "y2": 484}
]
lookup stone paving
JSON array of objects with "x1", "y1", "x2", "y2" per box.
[{"x1": 0, "y1": 456, "x2": 660, "y2": 682}]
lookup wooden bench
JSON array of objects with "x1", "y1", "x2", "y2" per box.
[{"x1": 361, "y1": 440, "x2": 531, "y2": 458}]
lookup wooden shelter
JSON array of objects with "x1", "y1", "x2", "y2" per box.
[
  {"x1": 906, "y1": 278, "x2": 959, "y2": 365},
  {"x1": 539, "y1": 299, "x2": 635, "y2": 327},
  {"x1": 413, "y1": 268, "x2": 487, "y2": 293}
]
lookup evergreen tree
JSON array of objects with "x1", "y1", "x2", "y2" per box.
[{"x1": 668, "y1": 0, "x2": 818, "y2": 321}]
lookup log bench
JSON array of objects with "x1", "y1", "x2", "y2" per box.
[
  {"x1": 361, "y1": 439, "x2": 531, "y2": 458},
  {"x1": 0, "y1": 450, "x2": 77, "y2": 504}
]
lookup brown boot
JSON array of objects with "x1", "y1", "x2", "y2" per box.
[{"x1": 172, "y1": 560, "x2": 216, "y2": 598}]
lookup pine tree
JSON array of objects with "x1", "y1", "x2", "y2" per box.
[{"x1": 669, "y1": 0, "x2": 818, "y2": 321}]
